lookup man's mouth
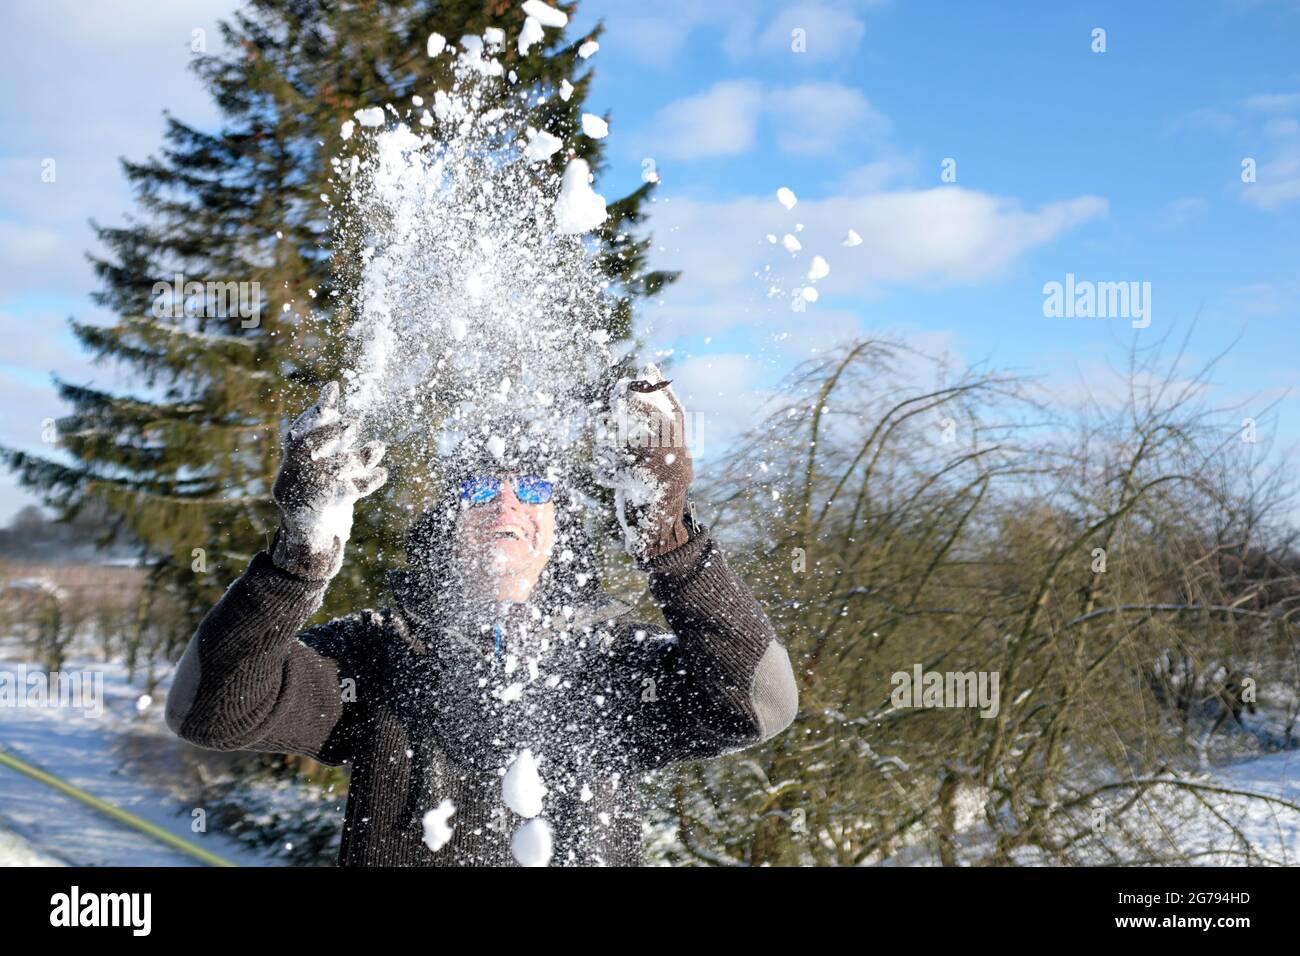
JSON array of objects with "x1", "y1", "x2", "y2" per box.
[{"x1": 491, "y1": 527, "x2": 529, "y2": 541}]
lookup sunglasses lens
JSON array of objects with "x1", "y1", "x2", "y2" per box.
[
  {"x1": 513, "y1": 476, "x2": 554, "y2": 504},
  {"x1": 459, "y1": 477, "x2": 501, "y2": 504}
]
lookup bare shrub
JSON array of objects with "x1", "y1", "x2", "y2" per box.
[{"x1": 661, "y1": 334, "x2": 1300, "y2": 866}]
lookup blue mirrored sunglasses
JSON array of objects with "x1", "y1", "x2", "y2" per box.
[{"x1": 458, "y1": 475, "x2": 554, "y2": 506}]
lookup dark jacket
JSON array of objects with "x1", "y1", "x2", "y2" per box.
[{"x1": 165, "y1": 522, "x2": 798, "y2": 866}]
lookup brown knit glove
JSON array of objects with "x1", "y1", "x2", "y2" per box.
[
  {"x1": 271, "y1": 381, "x2": 388, "y2": 581},
  {"x1": 595, "y1": 364, "x2": 695, "y2": 561}
]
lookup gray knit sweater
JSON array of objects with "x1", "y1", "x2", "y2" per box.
[{"x1": 166, "y1": 523, "x2": 798, "y2": 866}]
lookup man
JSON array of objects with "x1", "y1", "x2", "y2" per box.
[{"x1": 166, "y1": 374, "x2": 798, "y2": 866}]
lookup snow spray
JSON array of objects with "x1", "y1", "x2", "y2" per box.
[{"x1": 321, "y1": 25, "x2": 642, "y2": 867}]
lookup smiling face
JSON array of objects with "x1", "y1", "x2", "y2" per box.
[{"x1": 453, "y1": 475, "x2": 557, "y2": 602}]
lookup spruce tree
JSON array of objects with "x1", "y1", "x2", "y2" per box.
[{"x1": 4, "y1": 0, "x2": 674, "y2": 639}]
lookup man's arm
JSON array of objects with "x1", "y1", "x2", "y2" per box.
[
  {"x1": 591, "y1": 364, "x2": 797, "y2": 768},
  {"x1": 165, "y1": 550, "x2": 370, "y2": 764},
  {"x1": 612, "y1": 519, "x2": 799, "y2": 769},
  {"x1": 166, "y1": 381, "x2": 388, "y2": 764}
]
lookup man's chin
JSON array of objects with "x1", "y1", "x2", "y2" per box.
[
  {"x1": 452, "y1": 536, "x2": 546, "y2": 600},
  {"x1": 481, "y1": 562, "x2": 539, "y2": 602},
  {"x1": 479, "y1": 539, "x2": 543, "y2": 593}
]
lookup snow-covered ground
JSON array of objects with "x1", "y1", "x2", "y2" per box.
[
  {"x1": 1151, "y1": 748, "x2": 1300, "y2": 864},
  {"x1": 3, "y1": 626, "x2": 1297, "y2": 867},
  {"x1": 871, "y1": 745, "x2": 1300, "y2": 867},
  {"x1": 0, "y1": 818, "x2": 65, "y2": 866},
  {"x1": 0, "y1": 636, "x2": 313, "y2": 866}
]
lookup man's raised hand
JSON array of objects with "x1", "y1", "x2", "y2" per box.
[
  {"x1": 594, "y1": 363, "x2": 695, "y2": 561},
  {"x1": 271, "y1": 381, "x2": 387, "y2": 580}
]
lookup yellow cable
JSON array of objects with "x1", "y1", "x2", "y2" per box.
[{"x1": 0, "y1": 746, "x2": 236, "y2": 867}]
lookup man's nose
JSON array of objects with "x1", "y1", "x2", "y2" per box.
[{"x1": 494, "y1": 480, "x2": 527, "y2": 519}]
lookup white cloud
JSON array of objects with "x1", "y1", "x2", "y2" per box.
[
  {"x1": 1241, "y1": 100, "x2": 1300, "y2": 210},
  {"x1": 833, "y1": 155, "x2": 917, "y2": 192},
  {"x1": 1039, "y1": 357, "x2": 1216, "y2": 415},
  {"x1": 0, "y1": 1, "x2": 235, "y2": 303},
  {"x1": 1172, "y1": 90, "x2": 1300, "y2": 212},
  {"x1": 587, "y1": 0, "x2": 883, "y2": 69},
  {"x1": 0, "y1": 1, "x2": 236, "y2": 521},
  {"x1": 0, "y1": 220, "x2": 87, "y2": 294},
  {"x1": 653, "y1": 326, "x2": 971, "y2": 466},
  {"x1": 584, "y1": 0, "x2": 739, "y2": 69},
  {"x1": 650, "y1": 187, "x2": 1108, "y2": 296},
  {"x1": 1242, "y1": 92, "x2": 1300, "y2": 113},
  {"x1": 609, "y1": 15, "x2": 696, "y2": 66},
  {"x1": 642, "y1": 80, "x2": 765, "y2": 159},
  {"x1": 640, "y1": 79, "x2": 889, "y2": 161},
  {"x1": 668, "y1": 351, "x2": 771, "y2": 456},
  {"x1": 1243, "y1": 145, "x2": 1300, "y2": 209},
  {"x1": 634, "y1": 184, "x2": 1106, "y2": 427},
  {"x1": 765, "y1": 82, "x2": 888, "y2": 156},
  {"x1": 726, "y1": 1, "x2": 873, "y2": 61},
  {"x1": 0, "y1": 1, "x2": 231, "y2": 152}
]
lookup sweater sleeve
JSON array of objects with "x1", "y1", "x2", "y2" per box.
[
  {"x1": 612, "y1": 521, "x2": 799, "y2": 770},
  {"x1": 165, "y1": 551, "x2": 369, "y2": 766}
]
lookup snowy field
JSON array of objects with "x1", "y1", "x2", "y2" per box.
[
  {"x1": 0, "y1": 635, "x2": 305, "y2": 867},
  {"x1": 1186, "y1": 749, "x2": 1300, "y2": 863},
  {"x1": 0, "y1": 819, "x2": 64, "y2": 866},
  {"x1": 3, "y1": 626, "x2": 1298, "y2": 866}
]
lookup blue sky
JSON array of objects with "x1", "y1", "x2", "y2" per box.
[{"x1": 2, "y1": 0, "x2": 1299, "y2": 521}]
